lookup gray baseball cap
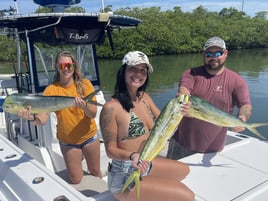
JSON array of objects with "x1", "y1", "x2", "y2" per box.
[
  {"x1": 122, "y1": 51, "x2": 153, "y2": 73},
  {"x1": 203, "y1": 36, "x2": 226, "y2": 51}
]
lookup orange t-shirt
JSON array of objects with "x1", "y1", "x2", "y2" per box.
[{"x1": 42, "y1": 79, "x2": 97, "y2": 144}]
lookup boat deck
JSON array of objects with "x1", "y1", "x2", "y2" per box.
[
  {"x1": 181, "y1": 131, "x2": 268, "y2": 201},
  {"x1": 56, "y1": 170, "x2": 108, "y2": 197}
]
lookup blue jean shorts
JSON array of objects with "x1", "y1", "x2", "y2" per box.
[
  {"x1": 59, "y1": 134, "x2": 98, "y2": 149},
  {"x1": 107, "y1": 159, "x2": 152, "y2": 193}
]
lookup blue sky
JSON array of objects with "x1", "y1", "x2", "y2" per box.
[{"x1": 0, "y1": 0, "x2": 267, "y2": 17}]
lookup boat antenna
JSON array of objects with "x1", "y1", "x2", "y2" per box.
[
  {"x1": 13, "y1": 0, "x2": 20, "y2": 14},
  {"x1": 10, "y1": 0, "x2": 24, "y2": 93},
  {"x1": 101, "y1": 0, "x2": 105, "y2": 12}
]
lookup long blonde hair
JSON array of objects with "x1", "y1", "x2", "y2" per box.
[{"x1": 54, "y1": 50, "x2": 84, "y2": 95}]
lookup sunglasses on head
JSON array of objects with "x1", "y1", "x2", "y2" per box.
[
  {"x1": 56, "y1": 62, "x2": 75, "y2": 70},
  {"x1": 204, "y1": 51, "x2": 224, "y2": 58}
]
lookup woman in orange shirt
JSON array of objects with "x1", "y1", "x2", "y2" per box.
[{"x1": 18, "y1": 51, "x2": 102, "y2": 184}]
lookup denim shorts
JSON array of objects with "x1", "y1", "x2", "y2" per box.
[
  {"x1": 107, "y1": 159, "x2": 152, "y2": 193},
  {"x1": 59, "y1": 134, "x2": 98, "y2": 149}
]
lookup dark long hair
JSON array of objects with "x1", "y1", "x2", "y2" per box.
[{"x1": 112, "y1": 64, "x2": 149, "y2": 112}]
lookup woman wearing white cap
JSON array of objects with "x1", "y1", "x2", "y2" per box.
[{"x1": 100, "y1": 51, "x2": 194, "y2": 201}]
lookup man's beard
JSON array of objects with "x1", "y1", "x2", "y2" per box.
[{"x1": 205, "y1": 62, "x2": 224, "y2": 71}]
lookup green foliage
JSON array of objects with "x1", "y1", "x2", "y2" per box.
[
  {"x1": 65, "y1": 6, "x2": 85, "y2": 13},
  {"x1": 1, "y1": 5, "x2": 268, "y2": 61},
  {"x1": 0, "y1": 35, "x2": 16, "y2": 61},
  {"x1": 97, "y1": 6, "x2": 268, "y2": 59},
  {"x1": 35, "y1": 5, "x2": 85, "y2": 13},
  {"x1": 35, "y1": 6, "x2": 52, "y2": 13}
]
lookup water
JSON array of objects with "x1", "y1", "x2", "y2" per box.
[{"x1": 1, "y1": 48, "x2": 268, "y2": 139}]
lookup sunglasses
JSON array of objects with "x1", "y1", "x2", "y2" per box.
[
  {"x1": 204, "y1": 51, "x2": 224, "y2": 58},
  {"x1": 56, "y1": 62, "x2": 75, "y2": 70}
]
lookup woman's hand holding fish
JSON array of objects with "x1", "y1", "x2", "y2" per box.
[
  {"x1": 74, "y1": 96, "x2": 97, "y2": 118},
  {"x1": 74, "y1": 96, "x2": 87, "y2": 109},
  {"x1": 130, "y1": 152, "x2": 150, "y2": 175},
  {"x1": 17, "y1": 106, "x2": 36, "y2": 121},
  {"x1": 176, "y1": 92, "x2": 191, "y2": 117},
  {"x1": 137, "y1": 160, "x2": 151, "y2": 175},
  {"x1": 180, "y1": 101, "x2": 192, "y2": 117}
]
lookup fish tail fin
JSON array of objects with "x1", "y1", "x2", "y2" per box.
[
  {"x1": 121, "y1": 170, "x2": 141, "y2": 201},
  {"x1": 248, "y1": 123, "x2": 268, "y2": 140},
  {"x1": 135, "y1": 170, "x2": 141, "y2": 201},
  {"x1": 83, "y1": 88, "x2": 103, "y2": 106}
]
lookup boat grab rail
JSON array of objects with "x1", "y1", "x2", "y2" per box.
[{"x1": 18, "y1": 16, "x2": 62, "y2": 34}]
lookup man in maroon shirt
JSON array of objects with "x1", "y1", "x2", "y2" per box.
[{"x1": 167, "y1": 36, "x2": 252, "y2": 160}]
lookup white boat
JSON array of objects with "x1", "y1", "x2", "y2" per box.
[{"x1": 1, "y1": 1, "x2": 268, "y2": 201}]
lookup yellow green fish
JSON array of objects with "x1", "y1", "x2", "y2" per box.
[
  {"x1": 2, "y1": 89, "x2": 102, "y2": 114},
  {"x1": 121, "y1": 94, "x2": 189, "y2": 201},
  {"x1": 189, "y1": 95, "x2": 268, "y2": 140}
]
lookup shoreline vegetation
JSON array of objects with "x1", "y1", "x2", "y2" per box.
[{"x1": 0, "y1": 5, "x2": 268, "y2": 62}]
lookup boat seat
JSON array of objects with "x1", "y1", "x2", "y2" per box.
[
  {"x1": 0, "y1": 78, "x2": 17, "y2": 95},
  {"x1": 37, "y1": 72, "x2": 52, "y2": 87},
  {"x1": 0, "y1": 78, "x2": 17, "y2": 89}
]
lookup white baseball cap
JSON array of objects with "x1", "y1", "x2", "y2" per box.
[{"x1": 122, "y1": 51, "x2": 153, "y2": 73}]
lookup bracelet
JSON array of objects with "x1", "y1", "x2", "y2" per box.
[
  {"x1": 29, "y1": 114, "x2": 36, "y2": 122},
  {"x1": 129, "y1": 152, "x2": 138, "y2": 161}
]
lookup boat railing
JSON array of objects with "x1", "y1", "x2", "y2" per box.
[{"x1": 34, "y1": 44, "x2": 52, "y2": 84}]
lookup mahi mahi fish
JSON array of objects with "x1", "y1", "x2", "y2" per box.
[
  {"x1": 188, "y1": 95, "x2": 268, "y2": 140},
  {"x1": 121, "y1": 94, "x2": 189, "y2": 201},
  {"x1": 2, "y1": 89, "x2": 103, "y2": 115}
]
